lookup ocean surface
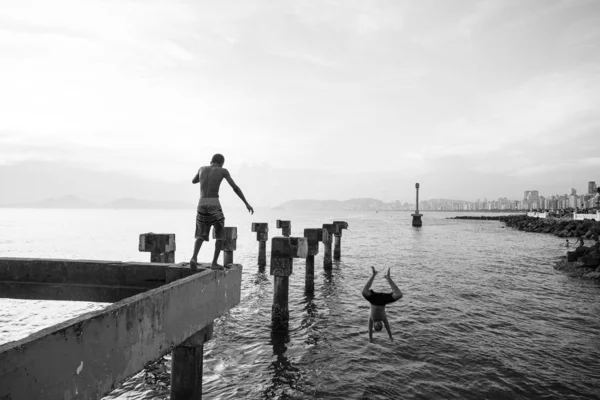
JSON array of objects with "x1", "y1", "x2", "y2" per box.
[{"x1": 1, "y1": 208, "x2": 599, "y2": 399}]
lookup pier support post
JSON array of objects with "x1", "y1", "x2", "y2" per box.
[
  {"x1": 171, "y1": 323, "x2": 214, "y2": 400},
  {"x1": 332, "y1": 221, "x2": 348, "y2": 260},
  {"x1": 270, "y1": 236, "x2": 308, "y2": 330},
  {"x1": 276, "y1": 220, "x2": 291, "y2": 237},
  {"x1": 214, "y1": 227, "x2": 237, "y2": 267},
  {"x1": 412, "y1": 183, "x2": 423, "y2": 227},
  {"x1": 322, "y1": 224, "x2": 338, "y2": 270},
  {"x1": 139, "y1": 233, "x2": 175, "y2": 263},
  {"x1": 303, "y1": 228, "x2": 323, "y2": 293},
  {"x1": 251, "y1": 223, "x2": 269, "y2": 268}
]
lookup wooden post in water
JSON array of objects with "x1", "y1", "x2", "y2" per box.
[
  {"x1": 251, "y1": 222, "x2": 269, "y2": 268},
  {"x1": 322, "y1": 224, "x2": 338, "y2": 270},
  {"x1": 276, "y1": 220, "x2": 291, "y2": 237},
  {"x1": 412, "y1": 183, "x2": 423, "y2": 227},
  {"x1": 270, "y1": 236, "x2": 307, "y2": 330},
  {"x1": 303, "y1": 228, "x2": 323, "y2": 293},
  {"x1": 139, "y1": 233, "x2": 175, "y2": 263},
  {"x1": 332, "y1": 221, "x2": 348, "y2": 260}
]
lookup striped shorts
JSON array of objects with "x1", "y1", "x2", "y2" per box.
[{"x1": 195, "y1": 203, "x2": 225, "y2": 241}]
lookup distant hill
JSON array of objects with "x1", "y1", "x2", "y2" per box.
[{"x1": 0, "y1": 195, "x2": 193, "y2": 209}]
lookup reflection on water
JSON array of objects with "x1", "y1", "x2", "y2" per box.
[{"x1": 1, "y1": 210, "x2": 600, "y2": 399}]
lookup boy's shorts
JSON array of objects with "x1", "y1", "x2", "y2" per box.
[{"x1": 195, "y1": 200, "x2": 226, "y2": 241}]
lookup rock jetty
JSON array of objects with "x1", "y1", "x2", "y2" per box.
[{"x1": 451, "y1": 215, "x2": 600, "y2": 239}]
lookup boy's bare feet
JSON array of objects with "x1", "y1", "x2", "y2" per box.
[
  {"x1": 190, "y1": 258, "x2": 198, "y2": 271},
  {"x1": 211, "y1": 263, "x2": 224, "y2": 270}
]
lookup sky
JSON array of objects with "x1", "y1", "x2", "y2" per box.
[{"x1": 1, "y1": 0, "x2": 599, "y2": 206}]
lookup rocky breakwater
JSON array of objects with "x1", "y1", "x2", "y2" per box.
[{"x1": 451, "y1": 215, "x2": 600, "y2": 239}]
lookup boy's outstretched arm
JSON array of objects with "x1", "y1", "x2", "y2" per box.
[
  {"x1": 383, "y1": 317, "x2": 393, "y2": 342},
  {"x1": 368, "y1": 318, "x2": 374, "y2": 342},
  {"x1": 222, "y1": 169, "x2": 254, "y2": 214}
]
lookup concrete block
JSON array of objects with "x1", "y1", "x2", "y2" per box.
[
  {"x1": 304, "y1": 228, "x2": 322, "y2": 256},
  {"x1": 213, "y1": 227, "x2": 237, "y2": 240},
  {"x1": 276, "y1": 220, "x2": 291, "y2": 229},
  {"x1": 139, "y1": 233, "x2": 176, "y2": 252},
  {"x1": 251, "y1": 223, "x2": 269, "y2": 234},
  {"x1": 333, "y1": 221, "x2": 349, "y2": 230},
  {"x1": 289, "y1": 237, "x2": 308, "y2": 259},
  {"x1": 303, "y1": 228, "x2": 323, "y2": 242},
  {"x1": 322, "y1": 224, "x2": 339, "y2": 236},
  {"x1": 271, "y1": 237, "x2": 292, "y2": 258}
]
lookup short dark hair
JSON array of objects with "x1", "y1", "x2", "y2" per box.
[{"x1": 211, "y1": 154, "x2": 225, "y2": 165}]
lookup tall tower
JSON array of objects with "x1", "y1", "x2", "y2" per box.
[
  {"x1": 411, "y1": 183, "x2": 423, "y2": 227},
  {"x1": 589, "y1": 181, "x2": 597, "y2": 195}
]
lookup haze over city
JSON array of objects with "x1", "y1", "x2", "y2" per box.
[{"x1": 1, "y1": 0, "x2": 599, "y2": 207}]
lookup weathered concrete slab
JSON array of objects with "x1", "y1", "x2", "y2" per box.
[
  {"x1": 0, "y1": 258, "x2": 168, "y2": 302},
  {"x1": 0, "y1": 264, "x2": 242, "y2": 400}
]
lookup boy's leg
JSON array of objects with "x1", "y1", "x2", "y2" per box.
[
  {"x1": 385, "y1": 269, "x2": 403, "y2": 300},
  {"x1": 191, "y1": 212, "x2": 210, "y2": 270},
  {"x1": 190, "y1": 238, "x2": 203, "y2": 271},
  {"x1": 211, "y1": 221, "x2": 226, "y2": 269},
  {"x1": 211, "y1": 240, "x2": 224, "y2": 269}
]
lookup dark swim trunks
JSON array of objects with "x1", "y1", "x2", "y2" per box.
[
  {"x1": 363, "y1": 290, "x2": 397, "y2": 306},
  {"x1": 195, "y1": 198, "x2": 225, "y2": 241}
]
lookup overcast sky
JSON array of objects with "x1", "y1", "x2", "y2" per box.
[{"x1": 1, "y1": 0, "x2": 599, "y2": 206}]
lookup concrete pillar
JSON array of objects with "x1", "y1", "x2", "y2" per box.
[
  {"x1": 276, "y1": 220, "x2": 291, "y2": 237},
  {"x1": 412, "y1": 183, "x2": 423, "y2": 227},
  {"x1": 251, "y1": 222, "x2": 269, "y2": 268},
  {"x1": 303, "y1": 228, "x2": 323, "y2": 293},
  {"x1": 270, "y1": 236, "x2": 307, "y2": 330},
  {"x1": 139, "y1": 233, "x2": 175, "y2": 263},
  {"x1": 322, "y1": 224, "x2": 338, "y2": 270},
  {"x1": 171, "y1": 323, "x2": 213, "y2": 400},
  {"x1": 332, "y1": 221, "x2": 348, "y2": 260},
  {"x1": 214, "y1": 227, "x2": 237, "y2": 267}
]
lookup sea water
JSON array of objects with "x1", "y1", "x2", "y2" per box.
[{"x1": 1, "y1": 209, "x2": 599, "y2": 399}]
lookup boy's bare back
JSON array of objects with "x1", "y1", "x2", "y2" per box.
[{"x1": 198, "y1": 166, "x2": 227, "y2": 199}]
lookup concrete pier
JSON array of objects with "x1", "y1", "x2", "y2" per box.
[
  {"x1": 270, "y1": 236, "x2": 307, "y2": 330},
  {"x1": 303, "y1": 228, "x2": 323, "y2": 293},
  {"x1": 0, "y1": 258, "x2": 242, "y2": 399},
  {"x1": 251, "y1": 222, "x2": 269, "y2": 268},
  {"x1": 276, "y1": 220, "x2": 291, "y2": 237},
  {"x1": 332, "y1": 221, "x2": 348, "y2": 260},
  {"x1": 139, "y1": 233, "x2": 175, "y2": 263},
  {"x1": 412, "y1": 183, "x2": 423, "y2": 227},
  {"x1": 322, "y1": 224, "x2": 338, "y2": 270}
]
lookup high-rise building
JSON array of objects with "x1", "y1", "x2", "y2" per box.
[
  {"x1": 570, "y1": 188, "x2": 577, "y2": 195},
  {"x1": 589, "y1": 181, "x2": 597, "y2": 194}
]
